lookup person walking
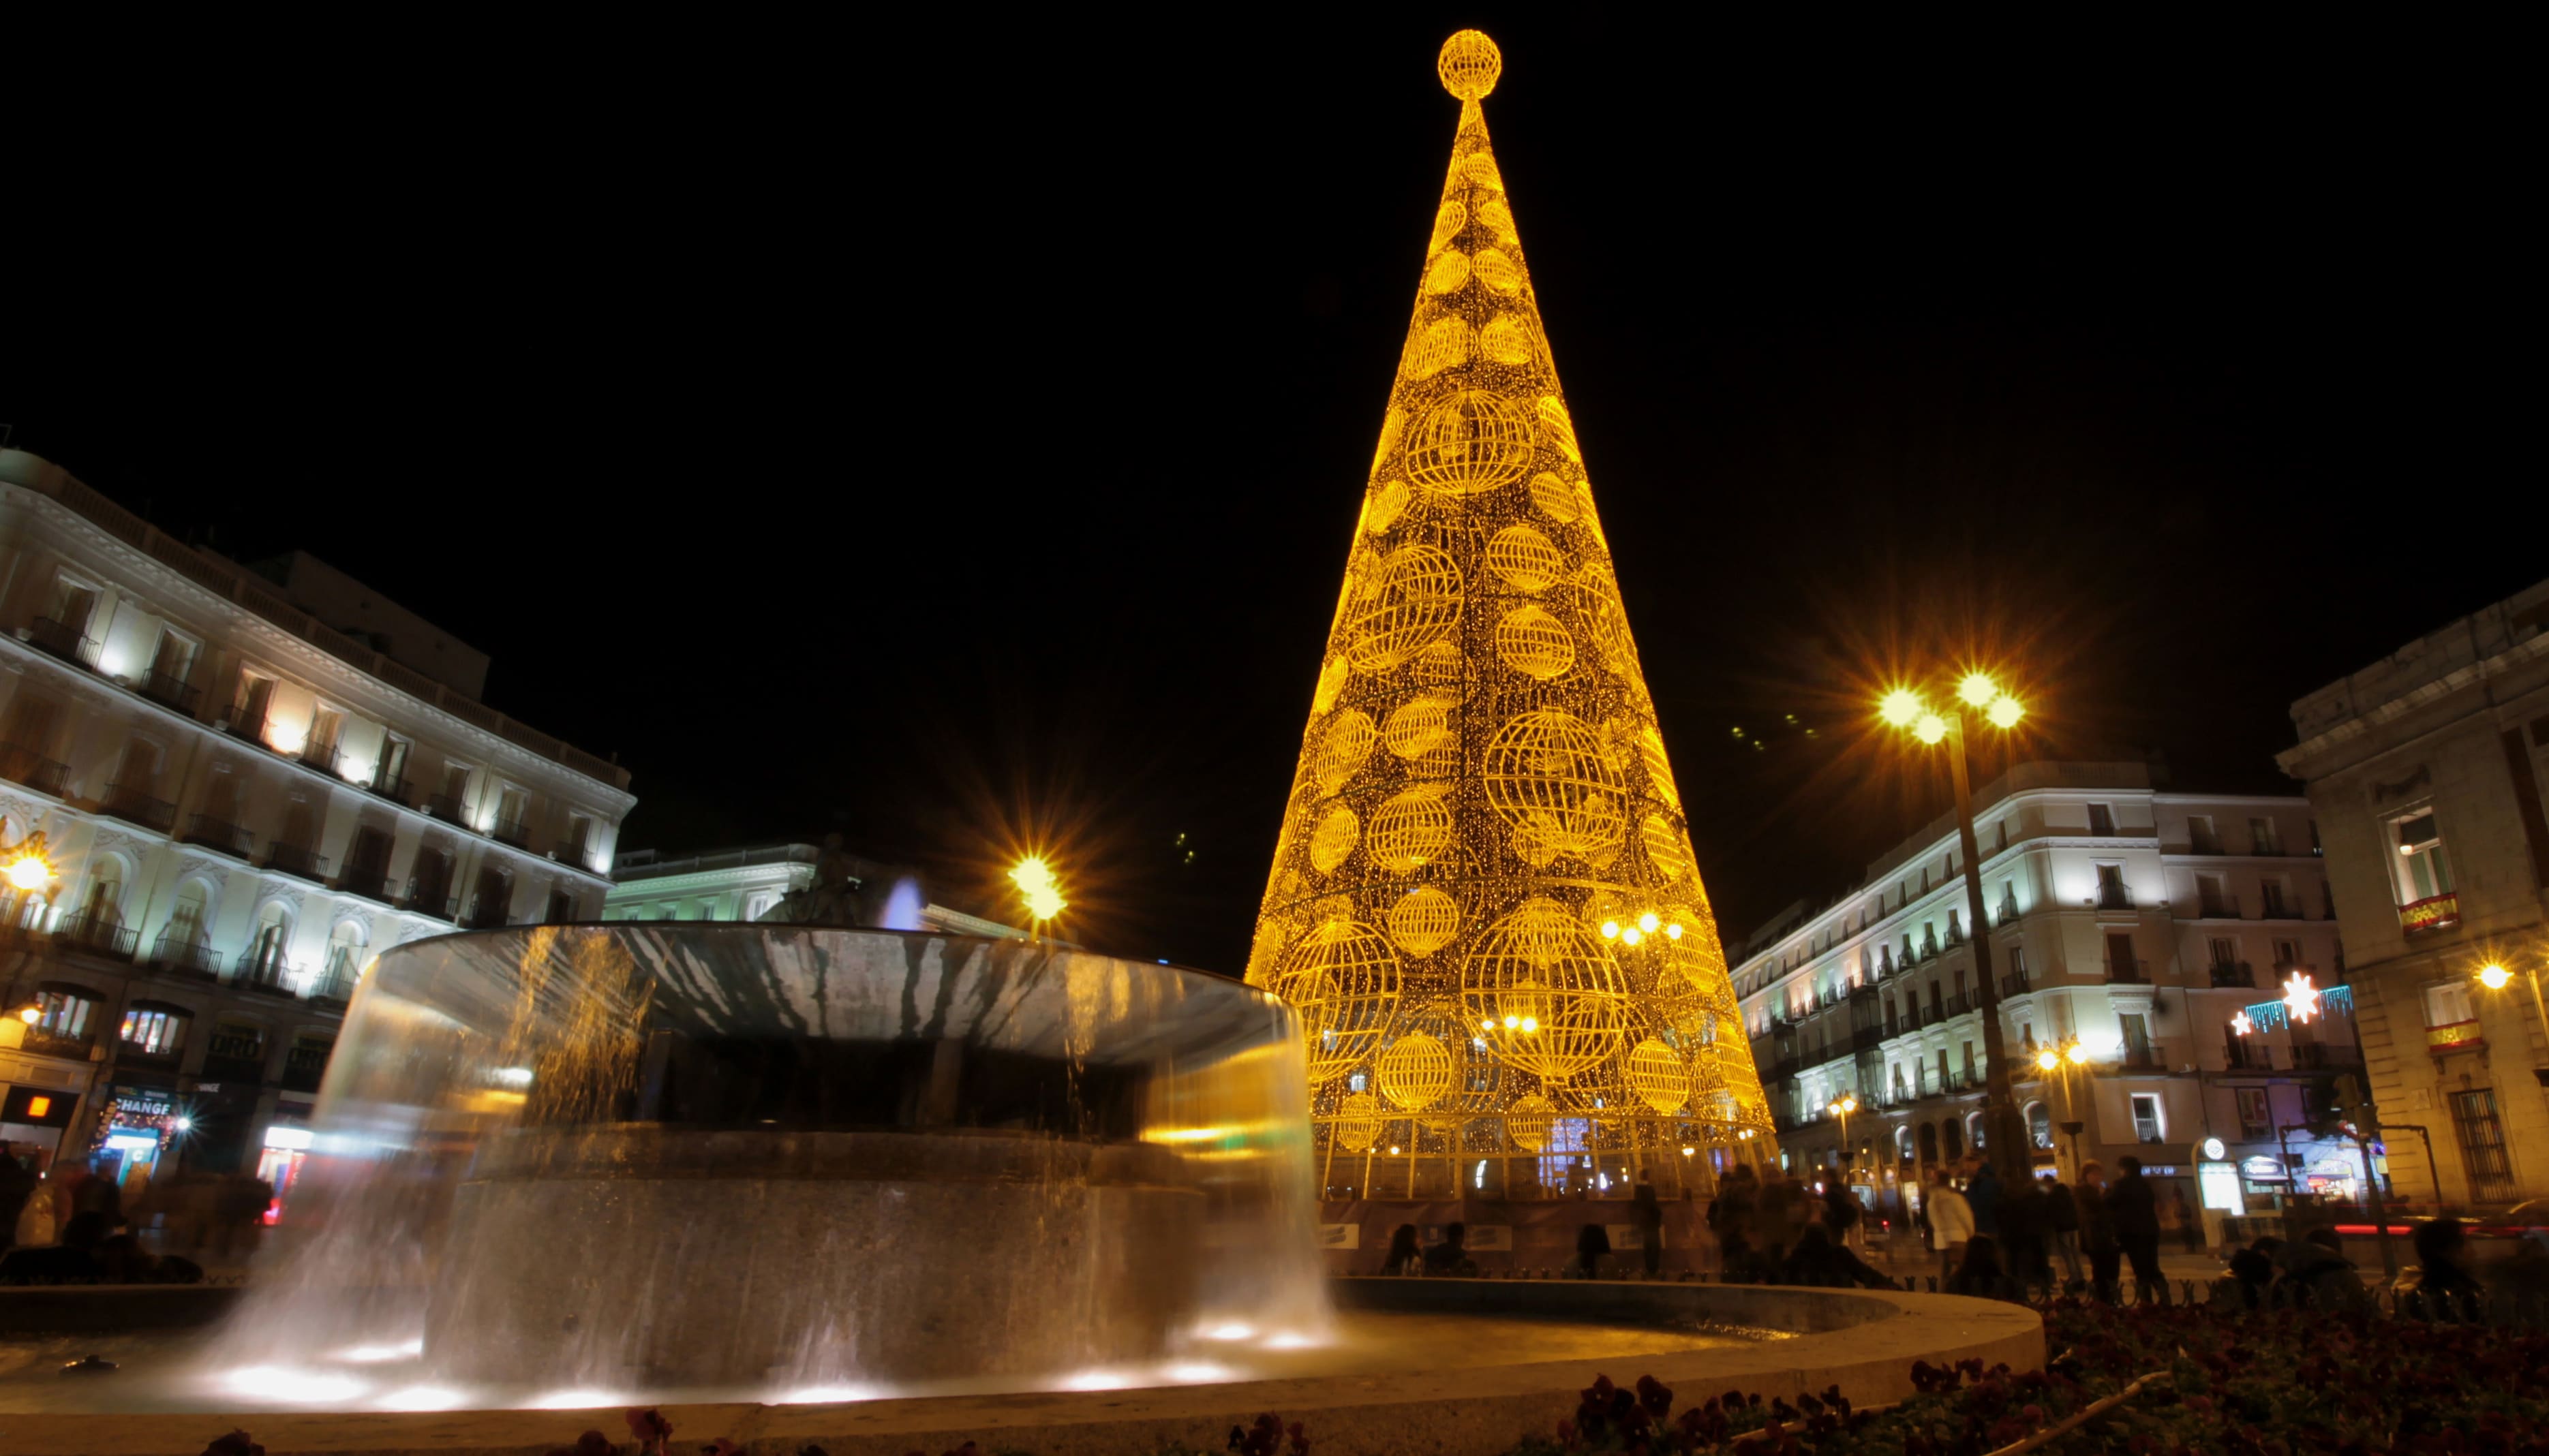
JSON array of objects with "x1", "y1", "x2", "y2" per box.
[
  {"x1": 1821, "y1": 1177, "x2": 1861, "y2": 1252},
  {"x1": 2077, "y1": 1160, "x2": 2122, "y2": 1304},
  {"x1": 0, "y1": 1147, "x2": 35, "y2": 1256},
  {"x1": 2107, "y1": 1155, "x2": 2169, "y2": 1304},
  {"x1": 1927, "y1": 1173, "x2": 1975, "y2": 1285},
  {"x1": 1632, "y1": 1179, "x2": 1665, "y2": 1277},
  {"x1": 1574, "y1": 1221, "x2": 1613, "y2": 1279},
  {"x1": 1708, "y1": 1166, "x2": 1758, "y2": 1281},
  {"x1": 2042, "y1": 1175, "x2": 2084, "y2": 1288},
  {"x1": 2000, "y1": 1173, "x2": 2047, "y2": 1290},
  {"x1": 1752, "y1": 1169, "x2": 1799, "y2": 1269}
]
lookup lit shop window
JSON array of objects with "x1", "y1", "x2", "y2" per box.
[{"x1": 2390, "y1": 810, "x2": 2459, "y2": 933}]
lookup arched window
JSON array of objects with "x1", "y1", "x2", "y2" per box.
[
  {"x1": 244, "y1": 901, "x2": 293, "y2": 979},
  {"x1": 166, "y1": 882, "x2": 211, "y2": 945},
  {"x1": 323, "y1": 918, "x2": 368, "y2": 987},
  {"x1": 30, "y1": 982, "x2": 99, "y2": 1041},
  {"x1": 1966, "y1": 1111, "x2": 1987, "y2": 1152},
  {"x1": 120, "y1": 1000, "x2": 193, "y2": 1057},
  {"x1": 1941, "y1": 1117, "x2": 1966, "y2": 1161},
  {"x1": 1896, "y1": 1125, "x2": 1916, "y2": 1163},
  {"x1": 1918, "y1": 1122, "x2": 1940, "y2": 1166},
  {"x1": 2027, "y1": 1100, "x2": 2054, "y2": 1150},
  {"x1": 80, "y1": 858, "x2": 126, "y2": 927}
]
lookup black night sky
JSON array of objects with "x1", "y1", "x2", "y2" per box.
[{"x1": 5, "y1": 13, "x2": 2527, "y2": 974}]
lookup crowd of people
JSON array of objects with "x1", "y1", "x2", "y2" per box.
[
  {"x1": 1912, "y1": 1153, "x2": 2179, "y2": 1304},
  {"x1": 0, "y1": 1143, "x2": 266, "y2": 1284}
]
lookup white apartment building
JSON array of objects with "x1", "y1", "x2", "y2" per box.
[
  {"x1": 1733, "y1": 761, "x2": 2354, "y2": 1226},
  {"x1": 0, "y1": 448, "x2": 635, "y2": 1190},
  {"x1": 607, "y1": 841, "x2": 1026, "y2": 939}
]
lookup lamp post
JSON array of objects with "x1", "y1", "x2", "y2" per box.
[
  {"x1": 1879, "y1": 672, "x2": 2030, "y2": 1182},
  {"x1": 0, "y1": 822, "x2": 57, "y2": 1033},
  {"x1": 2477, "y1": 959, "x2": 2549, "y2": 1038},
  {"x1": 2034, "y1": 1038, "x2": 2091, "y2": 1177},
  {"x1": 1008, "y1": 856, "x2": 1067, "y2": 935},
  {"x1": 1827, "y1": 1093, "x2": 1859, "y2": 1180}
]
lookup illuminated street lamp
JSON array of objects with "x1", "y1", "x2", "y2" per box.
[
  {"x1": 1876, "y1": 670, "x2": 2030, "y2": 1181},
  {"x1": 1826, "y1": 1093, "x2": 1859, "y2": 1177},
  {"x1": 2031, "y1": 1038, "x2": 2092, "y2": 1175},
  {"x1": 2477, "y1": 958, "x2": 2549, "y2": 1033},
  {"x1": 3, "y1": 827, "x2": 55, "y2": 893},
  {"x1": 1009, "y1": 856, "x2": 1067, "y2": 929}
]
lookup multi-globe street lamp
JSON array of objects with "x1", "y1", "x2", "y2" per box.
[
  {"x1": 1826, "y1": 1092, "x2": 1860, "y2": 1178},
  {"x1": 2477, "y1": 957, "x2": 2549, "y2": 1033},
  {"x1": 1878, "y1": 670, "x2": 2030, "y2": 1181},
  {"x1": 2032, "y1": 1038, "x2": 2092, "y2": 1176}
]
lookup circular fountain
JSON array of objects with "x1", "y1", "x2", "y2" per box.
[{"x1": 214, "y1": 923, "x2": 1329, "y2": 1393}]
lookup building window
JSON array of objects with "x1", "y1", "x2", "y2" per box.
[
  {"x1": 2006, "y1": 946, "x2": 2027, "y2": 982},
  {"x1": 120, "y1": 1004, "x2": 190, "y2": 1057},
  {"x1": 2250, "y1": 816, "x2": 2283, "y2": 856},
  {"x1": 232, "y1": 670, "x2": 277, "y2": 734},
  {"x1": 2087, "y1": 802, "x2": 2116, "y2": 836},
  {"x1": 2120, "y1": 1013, "x2": 2154, "y2": 1068},
  {"x1": 1935, "y1": 1048, "x2": 1949, "y2": 1090},
  {"x1": 2424, "y1": 980, "x2": 2476, "y2": 1029},
  {"x1": 1959, "y1": 1040, "x2": 1974, "y2": 1083},
  {"x1": 2197, "y1": 873, "x2": 2233, "y2": 918},
  {"x1": 323, "y1": 920, "x2": 368, "y2": 987},
  {"x1": 2272, "y1": 938, "x2": 2302, "y2": 969},
  {"x1": 2130, "y1": 1093, "x2": 2165, "y2": 1143},
  {"x1": 2105, "y1": 931, "x2": 2140, "y2": 981},
  {"x1": 32, "y1": 987, "x2": 96, "y2": 1039},
  {"x1": 208, "y1": 1021, "x2": 266, "y2": 1064},
  {"x1": 1967, "y1": 1111, "x2": 1987, "y2": 1151},
  {"x1": 2236, "y1": 1088, "x2": 2272, "y2": 1139},
  {"x1": 2260, "y1": 878, "x2": 2292, "y2": 918},
  {"x1": 2389, "y1": 809, "x2": 2459, "y2": 933},
  {"x1": 2028, "y1": 1102, "x2": 2053, "y2": 1149},
  {"x1": 2096, "y1": 864, "x2": 2129, "y2": 910},
  {"x1": 2188, "y1": 814, "x2": 2220, "y2": 855},
  {"x1": 2208, "y1": 936, "x2": 2238, "y2": 970},
  {"x1": 1941, "y1": 1117, "x2": 1965, "y2": 1160},
  {"x1": 1995, "y1": 820, "x2": 2009, "y2": 853},
  {"x1": 1897, "y1": 1125, "x2": 1916, "y2": 1162},
  {"x1": 2449, "y1": 1089, "x2": 2516, "y2": 1202}
]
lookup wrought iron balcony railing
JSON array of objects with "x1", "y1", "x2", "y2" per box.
[
  {"x1": 181, "y1": 812, "x2": 254, "y2": 858},
  {"x1": 56, "y1": 910, "x2": 138, "y2": 961},
  {"x1": 26, "y1": 617, "x2": 100, "y2": 666},
  {"x1": 0, "y1": 741, "x2": 70, "y2": 796},
  {"x1": 99, "y1": 781, "x2": 177, "y2": 833},
  {"x1": 423, "y1": 791, "x2": 468, "y2": 824},
  {"x1": 151, "y1": 930, "x2": 224, "y2": 979},
  {"x1": 136, "y1": 668, "x2": 202, "y2": 715},
  {"x1": 264, "y1": 842, "x2": 330, "y2": 882},
  {"x1": 489, "y1": 816, "x2": 532, "y2": 850}
]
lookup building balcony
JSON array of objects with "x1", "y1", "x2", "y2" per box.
[
  {"x1": 2197, "y1": 898, "x2": 2240, "y2": 920},
  {"x1": 26, "y1": 616, "x2": 100, "y2": 668},
  {"x1": 2107, "y1": 958, "x2": 2152, "y2": 985},
  {"x1": 404, "y1": 884, "x2": 459, "y2": 921},
  {"x1": 136, "y1": 668, "x2": 202, "y2": 716},
  {"x1": 264, "y1": 842, "x2": 331, "y2": 883},
  {"x1": 2188, "y1": 835, "x2": 2225, "y2": 856},
  {"x1": 2223, "y1": 1039, "x2": 2276, "y2": 1071},
  {"x1": 489, "y1": 816, "x2": 532, "y2": 850},
  {"x1": 298, "y1": 740, "x2": 344, "y2": 776},
  {"x1": 232, "y1": 953, "x2": 305, "y2": 997},
  {"x1": 2121, "y1": 1048, "x2": 2161, "y2": 1071},
  {"x1": 2097, "y1": 888, "x2": 2133, "y2": 910},
  {"x1": 2209, "y1": 961, "x2": 2257, "y2": 989},
  {"x1": 55, "y1": 910, "x2": 138, "y2": 962},
  {"x1": 551, "y1": 833, "x2": 594, "y2": 871},
  {"x1": 2428, "y1": 1019, "x2": 2486, "y2": 1055},
  {"x1": 19, "y1": 1026, "x2": 95, "y2": 1059},
  {"x1": 423, "y1": 791, "x2": 468, "y2": 825},
  {"x1": 199, "y1": 1051, "x2": 269, "y2": 1085},
  {"x1": 2402, "y1": 893, "x2": 2460, "y2": 936},
  {"x1": 224, "y1": 707, "x2": 268, "y2": 745},
  {"x1": 98, "y1": 781, "x2": 177, "y2": 833},
  {"x1": 307, "y1": 964, "x2": 359, "y2": 1006},
  {"x1": 117, "y1": 1040, "x2": 185, "y2": 1073},
  {"x1": 365, "y1": 770, "x2": 410, "y2": 804},
  {"x1": 2000, "y1": 970, "x2": 2031, "y2": 997},
  {"x1": 149, "y1": 931, "x2": 224, "y2": 980},
  {"x1": 0, "y1": 741, "x2": 70, "y2": 797},
  {"x1": 180, "y1": 812, "x2": 254, "y2": 858},
  {"x1": 337, "y1": 865, "x2": 397, "y2": 905},
  {"x1": 2289, "y1": 1042, "x2": 2359, "y2": 1070}
]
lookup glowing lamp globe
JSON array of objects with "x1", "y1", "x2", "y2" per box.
[
  {"x1": 4, "y1": 856, "x2": 46, "y2": 890},
  {"x1": 2035, "y1": 1048, "x2": 2060, "y2": 1072},
  {"x1": 1912, "y1": 713, "x2": 1949, "y2": 745},
  {"x1": 1958, "y1": 673, "x2": 2000, "y2": 708},
  {"x1": 1878, "y1": 690, "x2": 1923, "y2": 728},
  {"x1": 2066, "y1": 1042, "x2": 2090, "y2": 1065},
  {"x1": 1986, "y1": 695, "x2": 2025, "y2": 730},
  {"x1": 2480, "y1": 964, "x2": 2513, "y2": 991}
]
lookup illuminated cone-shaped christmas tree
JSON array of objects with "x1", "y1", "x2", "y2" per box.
[{"x1": 1248, "y1": 31, "x2": 1774, "y2": 1199}]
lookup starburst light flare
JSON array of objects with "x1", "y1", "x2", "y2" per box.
[{"x1": 1246, "y1": 30, "x2": 1773, "y2": 1198}]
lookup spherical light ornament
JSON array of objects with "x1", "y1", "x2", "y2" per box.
[
  {"x1": 1364, "y1": 479, "x2": 1411, "y2": 535},
  {"x1": 1461, "y1": 897, "x2": 1628, "y2": 1082},
  {"x1": 1484, "y1": 524, "x2": 1564, "y2": 593},
  {"x1": 1437, "y1": 29, "x2": 1501, "y2": 100},
  {"x1": 1478, "y1": 197, "x2": 1517, "y2": 243},
  {"x1": 1482, "y1": 708, "x2": 1628, "y2": 862},
  {"x1": 1273, "y1": 920, "x2": 1401, "y2": 1083},
  {"x1": 1311, "y1": 656, "x2": 1349, "y2": 715},
  {"x1": 1405, "y1": 390, "x2": 1538, "y2": 497},
  {"x1": 1506, "y1": 1091, "x2": 1557, "y2": 1151},
  {"x1": 1369, "y1": 784, "x2": 1456, "y2": 873},
  {"x1": 1334, "y1": 1091, "x2": 1384, "y2": 1151},
  {"x1": 1426, "y1": 200, "x2": 1467, "y2": 255},
  {"x1": 1383, "y1": 694, "x2": 1456, "y2": 761},
  {"x1": 1473, "y1": 248, "x2": 1523, "y2": 294},
  {"x1": 1410, "y1": 639, "x2": 1465, "y2": 690},
  {"x1": 1639, "y1": 728, "x2": 1682, "y2": 810},
  {"x1": 1537, "y1": 396, "x2": 1581, "y2": 463},
  {"x1": 1457, "y1": 151, "x2": 1504, "y2": 191},
  {"x1": 1345, "y1": 543, "x2": 1463, "y2": 672},
  {"x1": 1377, "y1": 1032, "x2": 1455, "y2": 1111},
  {"x1": 1309, "y1": 804, "x2": 1360, "y2": 874},
  {"x1": 1371, "y1": 407, "x2": 1405, "y2": 477},
  {"x1": 1987, "y1": 694, "x2": 2025, "y2": 730},
  {"x1": 1407, "y1": 315, "x2": 1474, "y2": 380},
  {"x1": 1528, "y1": 471, "x2": 1581, "y2": 523},
  {"x1": 1480, "y1": 314, "x2": 1535, "y2": 365},
  {"x1": 1386, "y1": 885, "x2": 1461, "y2": 956},
  {"x1": 1643, "y1": 814, "x2": 1692, "y2": 881},
  {"x1": 1627, "y1": 1038, "x2": 1690, "y2": 1116},
  {"x1": 1494, "y1": 604, "x2": 1576, "y2": 680},
  {"x1": 1313, "y1": 710, "x2": 1378, "y2": 795},
  {"x1": 1572, "y1": 568, "x2": 1638, "y2": 675},
  {"x1": 1425, "y1": 251, "x2": 1471, "y2": 294}
]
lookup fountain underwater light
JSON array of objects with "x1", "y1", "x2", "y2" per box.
[{"x1": 217, "y1": 923, "x2": 1326, "y2": 1390}]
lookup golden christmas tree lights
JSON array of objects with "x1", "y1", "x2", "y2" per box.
[{"x1": 1248, "y1": 30, "x2": 1774, "y2": 1199}]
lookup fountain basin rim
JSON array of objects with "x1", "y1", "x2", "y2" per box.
[{"x1": 10, "y1": 1285, "x2": 2041, "y2": 1456}]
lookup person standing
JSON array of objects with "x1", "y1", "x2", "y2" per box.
[
  {"x1": 1708, "y1": 1166, "x2": 1757, "y2": 1280},
  {"x1": 2043, "y1": 1175, "x2": 2084, "y2": 1288},
  {"x1": 1927, "y1": 1172, "x2": 1975, "y2": 1284},
  {"x1": 1964, "y1": 1156, "x2": 2002, "y2": 1239},
  {"x1": 1632, "y1": 1179, "x2": 1665, "y2": 1277},
  {"x1": 1752, "y1": 1169, "x2": 1799, "y2": 1269},
  {"x1": 2107, "y1": 1155, "x2": 2169, "y2": 1304},
  {"x1": 1822, "y1": 1177, "x2": 1861, "y2": 1251},
  {"x1": 2077, "y1": 1160, "x2": 2121, "y2": 1303}
]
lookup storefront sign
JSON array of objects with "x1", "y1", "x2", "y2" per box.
[
  {"x1": 2, "y1": 1086, "x2": 73, "y2": 1126},
  {"x1": 2241, "y1": 1156, "x2": 2287, "y2": 1179},
  {"x1": 264, "y1": 1126, "x2": 314, "y2": 1151},
  {"x1": 110, "y1": 1091, "x2": 173, "y2": 1125},
  {"x1": 1317, "y1": 1224, "x2": 1360, "y2": 1250}
]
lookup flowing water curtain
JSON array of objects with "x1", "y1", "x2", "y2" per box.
[{"x1": 1247, "y1": 29, "x2": 1775, "y2": 1186}]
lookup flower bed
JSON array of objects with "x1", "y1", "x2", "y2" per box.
[{"x1": 1504, "y1": 1299, "x2": 2549, "y2": 1455}]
